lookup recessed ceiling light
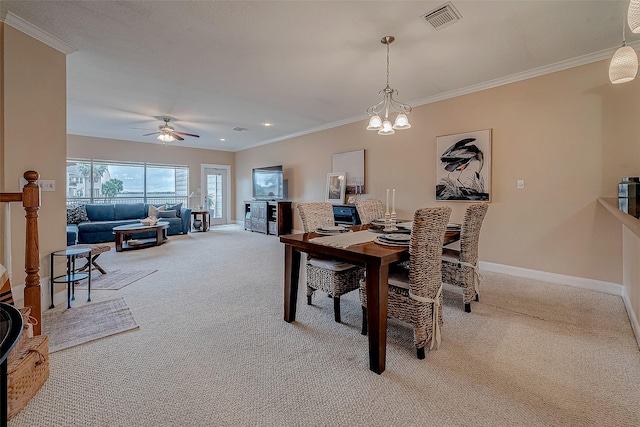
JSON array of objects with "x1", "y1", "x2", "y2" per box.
[
  {"x1": 220, "y1": 138, "x2": 226, "y2": 142},
  {"x1": 264, "y1": 122, "x2": 272, "y2": 127}
]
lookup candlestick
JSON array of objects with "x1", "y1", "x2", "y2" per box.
[
  {"x1": 386, "y1": 189, "x2": 390, "y2": 215},
  {"x1": 392, "y1": 189, "x2": 396, "y2": 214}
]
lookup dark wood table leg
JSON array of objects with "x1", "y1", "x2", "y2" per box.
[
  {"x1": 115, "y1": 232, "x2": 123, "y2": 252},
  {"x1": 365, "y1": 262, "x2": 389, "y2": 375},
  {"x1": 156, "y1": 227, "x2": 163, "y2": 245},
  {"x1": 284, "y1": 244, "x2": 301, "y2": 322},
  {"x1": 203, "y1": 213, "x2": 209, "y2": 231}
]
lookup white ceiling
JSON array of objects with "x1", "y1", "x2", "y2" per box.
[{"x1": 0, "y1": 1, "x2": 635, "y2": 152}]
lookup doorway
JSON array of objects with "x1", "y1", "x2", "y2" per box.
[{"x1": 201, "y1": 164, "x2": 231, "y2": 226}]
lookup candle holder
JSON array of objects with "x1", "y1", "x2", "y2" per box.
[{"x1": 383, "y1": 212, "x2": 398, "y2": 232}]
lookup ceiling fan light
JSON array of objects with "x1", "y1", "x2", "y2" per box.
[
  {"x1": 392, "y1": 113, "x2": 411, "y2": 130},
  {"x1": 609, "y1": 45, "x2": 638, "y2": 84},
  {"x1": 378, "y1": 120, "x2": 395, "y2": 135},
  {"x1": 157, "y1": 133, "x2": 175, "y2": 143},
  {"x1": 367, "y1": 115, "x2": 383, "y2": 130},
  {"x1": 629, "y1": 0, "x2": 640, "y2": 33}
]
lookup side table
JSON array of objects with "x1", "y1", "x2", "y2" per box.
[
  {"x1": 50, "y1": 247, "x2": 92, "y2": 309},
  {"x1": 191, "y1": 210, "x2": 210, "y2": 232}
]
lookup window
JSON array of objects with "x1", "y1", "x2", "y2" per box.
[{"x1": 66, "y1": 159, "x2": 189, "y2": 206}]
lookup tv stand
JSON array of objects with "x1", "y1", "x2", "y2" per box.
[{"x1": 244, "y1": 200, "x2": 292, "y2": 236}]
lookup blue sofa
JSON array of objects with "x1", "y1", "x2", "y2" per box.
[{"x1": 67, "y1": 203, "x2": 191, "y2": 245}]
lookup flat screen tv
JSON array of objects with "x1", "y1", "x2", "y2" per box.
[{"x1": 252, "y1": 165, "x2": 284, "y2": 200}]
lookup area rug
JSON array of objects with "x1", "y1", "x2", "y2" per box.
[
  {"x1": 75, "y1": 269, "x2": 157, "y2": 290},
  {"x1": 43, "y1": 297, "x2": 139, "y2": 353}
]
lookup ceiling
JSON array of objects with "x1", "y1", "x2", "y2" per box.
[{"x1": 0, "y1": 1, "x2": 635, "y2": 152}]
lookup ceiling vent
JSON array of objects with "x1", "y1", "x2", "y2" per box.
[
  {"x1": 233, "y1": 127, "x2": 247, "y2": 132},
  {"x1": 421, "y1": 2, "x2": 462, "y2": 30}
]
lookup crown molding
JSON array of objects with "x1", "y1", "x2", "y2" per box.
[
  {"x1": 1, "y1": 11, "x2": 76, "y2": 54},
  {"x1": 245, "y1": 42, "x2": 640, "y2": 151}
]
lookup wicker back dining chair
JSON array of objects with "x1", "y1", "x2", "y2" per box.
[
  {"x1": 442, "y1": 203, "x2": 489, "y2": 313},
  {"x1": 360, "y1": 206, "x2": 452, "y2": 359},
  {"x1": 355, "y1": 199, "x2": 385, "y2": 224},
  {"x1": 297, "y1": 202, "x2": 364, "y2": 323}
]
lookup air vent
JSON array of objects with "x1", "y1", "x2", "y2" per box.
[
  {"x1": 233, "y1": 127, "x2": 247, "y2": 132},
  {"x1": 421, "y1": 2, "x2": 462, "y2": 30}
]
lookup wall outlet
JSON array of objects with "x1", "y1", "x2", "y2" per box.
[{"x1": 517, "y1": 179, "x2": 525, "y2": 189}]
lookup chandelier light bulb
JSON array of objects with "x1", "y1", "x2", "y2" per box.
[
  {"x1": 367, "y1": 115, "x2": 383, "y2": 130},
  {"x1": 393, "y1": 113, "x2": 411, "y2": 130},
  {"x1": 609, "y1": 45, "x2": 638, "y2": 84},
  {"x1": 378, "y1": 120, "x2": 395, "y2": 135}
]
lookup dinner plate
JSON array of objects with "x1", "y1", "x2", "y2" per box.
[
  {"x1": 374, "y1": 237, "x2": 410, "y2": 247},
  {"x1": 367, "y1": 225, "x2": 411, "y2": 234},
  {"x1": 380, "y1": 233, "x2": 411, "y2": 242}
]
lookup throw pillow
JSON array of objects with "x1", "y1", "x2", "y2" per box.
[
  {"x1": 167, "y1": 203, "x2": 183, "y2": 217},
  {"x1": 66, "y1": 205, "x2": 89, "y2": 224},
  {"x1": 158, "y1": 210, "x2": 177, "y2": 218},
  {"x1": 148, "y1": 204, "x2": 166, "y2": 218}
]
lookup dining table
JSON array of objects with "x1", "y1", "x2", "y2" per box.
[{"x1": 280, "y1": 224, "x2": 460, "y2": 374}]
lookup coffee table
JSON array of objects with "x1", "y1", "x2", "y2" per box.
[{"x1": 113, "y1": 221, "x2": 169, "y2": 252}]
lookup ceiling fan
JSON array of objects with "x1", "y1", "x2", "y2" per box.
[{"x1": 143, "y1": 118, "x2": 200, "y2": 143}]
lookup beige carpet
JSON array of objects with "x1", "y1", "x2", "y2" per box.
[
  {"x1": 10, "y1": 225, "x2": 640, "y2": 426},
  {"x1": 75, "y1": 268, "x2": 157, "y2": 290},
  {"x1": 43, "y1": 297, "x2": 139, "y2": 353}
]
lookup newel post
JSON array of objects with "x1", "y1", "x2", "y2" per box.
[{"x1": 22, "y1": 171, "x2": 41, "y2": 335}]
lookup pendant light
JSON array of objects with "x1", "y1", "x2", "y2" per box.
[
  {"x1": 610, "y1": 14, "x2": 638, "y2": 84},
  {"x1": 366, "y1": 36, "x2": 412, "y2": 135},
  {"x1": 629, "y1": 0, "x2": 640, "y2": 33}
]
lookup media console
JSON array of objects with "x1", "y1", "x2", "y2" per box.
[{"x1": 244, "y1": 200, "x2": 292, "y2": 236}]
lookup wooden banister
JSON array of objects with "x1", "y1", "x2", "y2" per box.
[{"x1": 0, "y1": 171, "x2": 41, "y2": 335}]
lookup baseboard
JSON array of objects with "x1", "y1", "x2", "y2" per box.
[
  {"x1": 479, "y1": 261, "x2": 623, "y2": 296},
  {"x1": 621, "y1": 286, "x2": 640, "y2": 350}
]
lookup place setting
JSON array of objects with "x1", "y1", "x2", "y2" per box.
[
  {"x1": 314, "y1": 225, "x2": 352, "y2": 236},
  {"x1": 374, "y1": 233, "x2": 412, "y2": 247}
]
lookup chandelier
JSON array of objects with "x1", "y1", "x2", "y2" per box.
[{"x1": 366, "y1": 36, "x2": 412, "y2": 135}]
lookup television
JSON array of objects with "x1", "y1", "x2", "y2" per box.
[{"x1": 252, "y1": 165, "x2": 285, "y2": 200}]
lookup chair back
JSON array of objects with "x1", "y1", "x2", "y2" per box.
[
  {"x1": 408, "y1": 206, "x2": 452, "y2": 299},
  {"x1": 459, "y1": 203, "x2": 489, "y2": 265},
  {"x1": 297, "y1": 202, "x2": 335, "y2": 233},
  {"x1": 355, "y1": 199, "x2": 384, "y2": 224}
]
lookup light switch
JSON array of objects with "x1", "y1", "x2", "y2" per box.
[
  {"x1": 517, "y1": 180, "x2": 525, "y2": 189},
  {"x1": 39, "y1": 180, "x2": 55, "y2": 191}
]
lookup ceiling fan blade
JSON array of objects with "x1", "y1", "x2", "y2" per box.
[
  {"x1": 170, "y1": 133, "x2": 185, "y2": 141},
  {"x1": 142, "y1": 131, "x2": 161, "y2": 136},
  {"x1": 173, "y1": 131, "x2": 200, "y2": 138}
]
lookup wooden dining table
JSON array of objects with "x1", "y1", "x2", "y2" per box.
[{"x1": 280, "y1": 224, "x2": 460, "y2": 374}]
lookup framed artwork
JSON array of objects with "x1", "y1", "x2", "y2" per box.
[
  {"x1": 326, "y1": 172, "x2": 346, "y2": 204},
  {"x1": 436, "y1": 129, "x2": 491, "y2": 201},
  {"x1": 331, "y1": 149, "x2": 365, "y2": 195}
]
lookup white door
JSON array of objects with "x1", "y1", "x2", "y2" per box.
[{"x1": 201, "y1": 165, "x2": 230, "y2": 226}]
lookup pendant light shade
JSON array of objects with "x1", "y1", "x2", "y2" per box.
[
  {"x1": 609, "y1": 13, "x2": 638, "y2": 84},
  {"x1": 629, "y1": 0, "x2": 640, "y2": 33},
  {"x1": 609, "y1": 45, "x2": 639, "y2": 84},
  {"x1": 367, "y1": 115, "x2": 382, "y2": 130}
]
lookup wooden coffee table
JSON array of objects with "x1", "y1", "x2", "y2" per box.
[{"x1": 113, "y1": 221, "x2": 170, "y2": 252}]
